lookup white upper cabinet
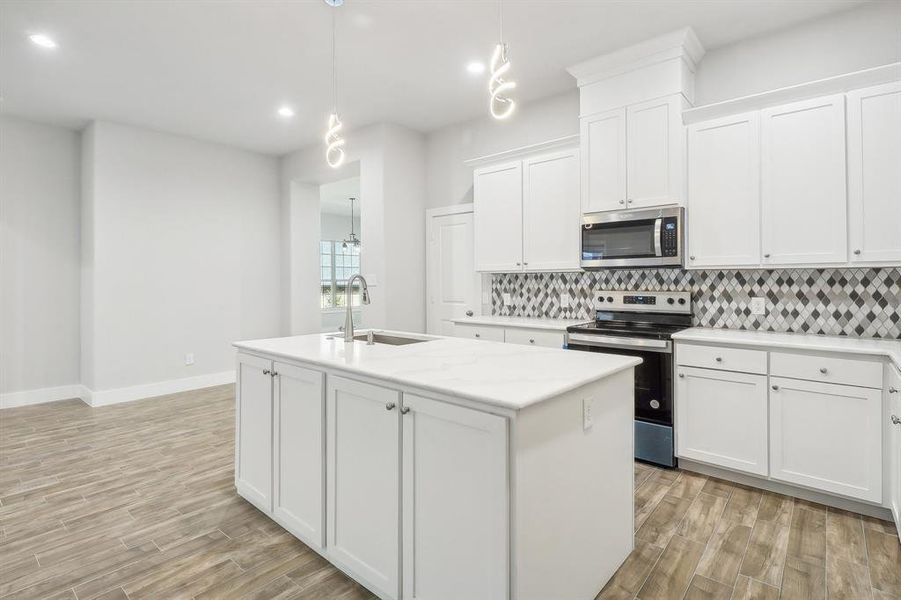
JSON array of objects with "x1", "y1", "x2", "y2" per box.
[
  {"x1": 581, "y1": 108, "x2": 626, "y2": 213},
  {"x1": 473, "y1": 145, "x2": 580, "y2": 273},
  {"x1": 847, "y1": 81, "x2": 901, "y2": 264},
  {"x1": 760, "y1": 94, "x2": 847, "y2": 265},
  {"x1": 687, "y1": 111, "x2": 760, "y2": 267},
  {"x1": 473, "y1": 161, "x2": 523, "y2": 272},
  {"x1": 627, "y1": 95, "x2": 685, "y2": 209},
  {"x1": 522, "y1": 148, "x2": 580, "y2": 271}
]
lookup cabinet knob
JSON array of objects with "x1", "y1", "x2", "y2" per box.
[
  {"x1": 889, "y1": 387, "x2": 898, "y2": 394},
  {"x1": 619, "y1": 199, "x2": 625, "y2": 205},
  {"x1": 764, "y1": 253, "x2": 771, "y2": 259},
  {"x1": 689, "y1": 256, "x2": 695, "y2": 261},
  {"x1": 401, "y1": 406, "x2": 411, "y2": 415},
  {"x1": 385, "y1": 402, "x2": 396, "y2": 411},
  {"x1": 627, "y1": 199, "x2": 633, "y2": 204},
  {"x1": 715, "y1": 357, "x2": 723, "y2": 363},
  {"x1": 262, "y1": 369, "x2": 271, "y2": 375},
  {"x1": 516, "y1": 262, "x2": 521, "y2": 266},
  {"x1": 475, "y1": 333, "x2": 481, "y2": 338},
  {"x1": 465, "y1": 310, "x2": 474, "y2": 317},
  {"x1": 854, "y1": 249, "x2": 861, "y2": 255},
  {"x1": 771, "y1": 385, "x2": 779, "y2": 391},
  {"x1": 529, "y1": 338, "x2": 535, "y2": 344},
  {"x1": 819, "y1": 367, "x2": 828, "y2": 374},
  {"x1": 271, "y1": 371, "x2": 278, "y2": 377},
  {"x1": 678, "y1": 373, "x2": 684, "y2": 378},
  {"x1": 892, "y1": 415, "x2": 900, "y2": 426},
  {"x1": 523, "y1": 262, "x2": 529, "y2": 266}
]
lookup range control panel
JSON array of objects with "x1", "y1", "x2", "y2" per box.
[{"x1": 593, "y1": 290, "x2": 691, "y2": 314}]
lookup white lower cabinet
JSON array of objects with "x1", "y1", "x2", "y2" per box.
[
  {"x1": 327, "y1": 376, "x2": 401, "y2": 600},
  {"x1": 676, "y1": 367, "x2": 768, "y2": 476},
  {"x1": 769, "y1": 376, "x2": 883, "y2": 502},
  {"x1": 402, "y1": 394, "x2": 508, "y2": 600},
  {"x1": 273, "y1": 362, "x2": 324, "y2": 549},
  {"x1": 235, "y1": 353, "x2": 273, "y2": 512},
  {"x1": 887, "y1": 367, "x2": 901, "y2": 539}
]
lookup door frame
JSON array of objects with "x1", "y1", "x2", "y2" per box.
[{"x1": 425, "y1": 203, "x2": 483, "y2": 335}]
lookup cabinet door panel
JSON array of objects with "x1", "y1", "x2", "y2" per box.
[
  {"x1": 402, "y1": 394, "x2": 508, "y2": 600},
  {"x1": 327, "y1": 376, "x2": 400, "y2": 600},
  {"x1": 761, "y1": 95, "x2": 847, "y2": 265},
  {"x1": 273, "y1": 362, "x2": 324, "y2": 549},
  {"x1": 627, "y1": 95, "x2": 683, "y2": 208},
  {"x1": 847, "y1": 82, "x2": 901, "y2": 263},
  {"x1": 474, "y1": 161, "x2": 523, "y2": 272},
  {"x1": 581, "y1": 108, "x2": 626, "y2": 213},
  {"x1": 889, "y1": 368, "x2": 901, "y2": 539},
  {"x1": 676, "y1": 367, "x2": 768, "y2": 476},
  {"x1": 235, "y1": 353, "x2": 273, "y2": 512},
  {"x1": 687, "y1": 112, "x2": 760, "y2": 267},
  {"x1": 770, "y1": 377, "x2": 882, "y2": 502},
  {"x1": 522, "y1": 148, "x2": 580, "y2": 271}
]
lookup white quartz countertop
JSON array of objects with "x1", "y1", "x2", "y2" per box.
[
  {"x1": 673, "y1": 327, "x2": 901, "y2": 371},
  {"x1": 450, "y1": 315, "x2": 588, "y2": 331},
  {"x1": 233, "y1": 331, "x2": 640, "y2": 410}
]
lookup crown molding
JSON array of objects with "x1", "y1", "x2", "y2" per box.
[{"x1": 463, "y1": 135, "x2": 579, "y2": 167}]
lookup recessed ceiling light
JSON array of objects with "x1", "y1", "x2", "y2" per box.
[
  {"x1": 28, "y1": 33, "x2": 57, "y2": 49},
  {"x1": 277, "y1": 106, "x2": 295, "y2": 118},
  {"x1": 466, "y1": 61, "x2": 486, "y2": 75}
]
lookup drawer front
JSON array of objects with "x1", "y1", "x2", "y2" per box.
[
  {"x1": 770, "y1": 351, "x2": 882, "y2": 389},
  {"x1": 504, "y1": 327, "x2": 565, "y2": 349},
  {"x1": 677, "y1": 343, "x2": 767, "y2": 375},
  {"x1": 454, "y1": 323, "x2": 505, "y2": 342}
]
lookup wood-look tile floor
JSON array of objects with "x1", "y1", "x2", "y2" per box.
[{"x1": 0, "y1": 385, "x2": 897, "y2": 600}]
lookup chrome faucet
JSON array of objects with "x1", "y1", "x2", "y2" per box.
[{"x1": 344, "y1": 274, "x2": 371, "y2": 342}]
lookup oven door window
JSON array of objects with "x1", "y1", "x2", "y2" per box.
[{"x1": 582, "y1": 219, "x2": 658, "y2": 260}]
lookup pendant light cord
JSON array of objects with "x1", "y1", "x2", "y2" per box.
[
  {"x1": 332, "y1": 8, "x2": 338, "y2": 114},
  {"x1": 498, "y1": 0, "x2": 503, "y2": 44}
]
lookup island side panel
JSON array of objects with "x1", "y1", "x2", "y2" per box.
[{"x1": 511, "y1": 368, "x2": 634, "y2": 600}]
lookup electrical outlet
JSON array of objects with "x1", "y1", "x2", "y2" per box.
[
  {"x1": 503, "y1": 293, "x2": 513, "y2": 307},
  {"x1": 582, "y1": 397, "x2": 594, "y2": 430},
  {"x1": 560, "y1": 293, "x2": 571, "y2": 306},
  {"x1": 185, "y1": 353, "x2": 195, "y2": 366},
  {"x1": 750, "y1": 297, "x2": 766, "y2": 316}
]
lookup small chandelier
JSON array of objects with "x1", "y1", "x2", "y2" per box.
[{"x1": 342, "y1": 197, "x2": 360, "y2": 249}]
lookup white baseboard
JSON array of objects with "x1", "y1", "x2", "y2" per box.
[
  {"x1": 86, "y1": 371, "x2": 235, "y2": 407},
  {"x1": 0, "y1": 384, "x2": 90, "y2": 409},
  {"x1": 1, "y1": 371, "x2": 235, "y2": 410}
]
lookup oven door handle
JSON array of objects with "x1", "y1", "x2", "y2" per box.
[
  {"x1": 566, "y1": 333, "x2": 672, "y2": 353},
  {"x1": 654, "y1": 217, "x2": 663, "y2": 257}
]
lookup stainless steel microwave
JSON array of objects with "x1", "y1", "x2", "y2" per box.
[{"x1": 581, "y1": 206, "x2": 684, "y2": 269}]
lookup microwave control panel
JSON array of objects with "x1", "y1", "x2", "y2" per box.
[{"x1": 661, "y1": 217, "x2": 679, "y2": 257}]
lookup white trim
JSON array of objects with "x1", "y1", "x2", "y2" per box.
[
  {"x1": 425, "y1": 202, "x2": 474, "y2": 219},
  {"x1": 463, "y1": 135, "x2": 579, "y2": 167},
  {"x1": 86, "y1": 370, "x2": 235, "y2": 407},
  {"x1": 683, "y1": 62, "x2": 901, "y2": 125},
  {"x1": 0, "y1": 384, "x2": 89, "y2": 409}
]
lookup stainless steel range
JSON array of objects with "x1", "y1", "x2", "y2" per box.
[{"x1": 565, "y1": 290, "x2": 692, "y2": 468}]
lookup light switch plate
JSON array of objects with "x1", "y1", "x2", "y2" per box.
[
  {"x1": 750, "y1": 297, "x2": 766, "y2": 315},
  {"x1": 582, "y1": 397, "x2": 594, "y2": 430},
  {"x1": 503, "y1": 293, "x2": 513, "y2": 307},
  {"x1": 185, "y1": 353, "x2": 195, "y2": 366},
  {"x1": 561, "y1": 293, "x2": 571, "y2": 306}
]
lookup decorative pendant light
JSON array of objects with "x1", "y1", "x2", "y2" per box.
[
  {"x1": 489, "y1": 0, "x2": 516, "y2": 120},
  {"x1": 342, "y1": 197, "x2": 360, "y2": 249},
  {"x1": 325, "y1": 0, "x2": 346, "y2": 168}
]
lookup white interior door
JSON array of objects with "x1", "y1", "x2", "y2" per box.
[
  {"x1": 235, "y1": 353, "x2": 273, "y2": 513},
  {"x1": 761, "y1": 94, "x2": 847, "y2": 265},
  {"x1": 427, "y1": 208, "x2": 480, "y2": 336},
  {"x1": 402, "y1": 394, "x2": 508, "y2": 600},
  {"x1": 327, "y1": 376, "x2": 401, "y2": 600},
  {"x1": 473, "y1": 161, "x2": 523, "y2": 272},
  {"x1": 847, "y1": 81, "x2": 901, "y2": 263},
  {"x1": 273, "y1": 362, "x2": 324, "y2": 549},
  {"x1": 522, "y1": 148, "x2": 580, "y2": 271}
]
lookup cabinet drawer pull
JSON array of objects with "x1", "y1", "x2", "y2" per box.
[
  {"x1": 271, "y1": 371, "x2": 278, "y2": 377},
  {"x1": 689, "y1": 256, "x2": 695, "y2": 260},
  {"x1": 465, "y1": 310, "x2": 474, "y2": 317},
  {"x1": 771, "y1": 385, "x2": 779, "y2": 391},
  {"x1": 678, "y1": 373, "x2": 684, "y2": 378},
  {"x1": 854, "y1": 249, "x2": 861, "y2": 255},
  {"x1": 262, "y1": 369, "x2": 271, "y2": 375},
  {"x1": 715, "y1": 357, "x2": 722, "y2": 363},
  {"x1": 819, "y1": 367, "x2": 828, "y2": 374},
  {"x1": 764, "y1": 253, "x2": 771, "y2": 258},
  {"x1": 385, "y1": 402, "x2": 396, "y2": 411},
  {"x1": 889, "y1": 387, "x2": 898, "y2": 394},
  {"x1": 529, "y1": 338, "x2": 535, "y2": 344},
  {"x1": 475, "y1": 333, "x2": 481, "y2": 338},
  {"x1": 401, "y1": 407, "x2": 411, "y2": 415},
  {"x1": 892, "y1": 415, "x2": 900, "y2": 426},
  {"x1": 619, "y1": 199, "x2": 625, "y2": 205}
]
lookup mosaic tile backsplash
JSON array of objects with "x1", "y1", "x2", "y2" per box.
[{"x1": 491, "y1": 268, "x2": 901, "y2": 339}]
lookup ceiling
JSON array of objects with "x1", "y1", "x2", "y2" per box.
[
  {"x1": 0, "y1": 0, "x2": 867, "y2": 155},
  {"x1": 320, "y1": 176, "x2": 360, "y2": 217}
]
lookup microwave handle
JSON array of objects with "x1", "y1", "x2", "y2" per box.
[{"x1": 654, "y1": 218, "x2": 663, "y2": 257}]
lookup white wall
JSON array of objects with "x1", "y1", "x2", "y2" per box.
[
  {"x1": 82, "y1": 121, "x2": 281, "y2": 394},
  {"x1": 425, "y1": 91, "x2": 579, "y2": 209},
  {"x1": 695, "y1": 2, "x2": 901, "y2": 105},
  {"x1": 0, "y1": 116, "x2": 81, "y2": 396},
  {"x1": 320, "y1": 212, "x2": 361, "y2": 241}
]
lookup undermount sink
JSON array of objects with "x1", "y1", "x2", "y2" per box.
[{"x1": 352, "y1": 332, "x2": 429, "y2": 346}]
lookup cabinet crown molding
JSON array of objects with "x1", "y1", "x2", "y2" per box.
[
  {"x1": 463, "y1": 135, "x2": 579, "y2": 167},
  {"x1": 683, "y1": 62, "x2": 901, "y2": 125},
  {"x1": 567, "y1": 27, "x2": 705, "y2": 88}
]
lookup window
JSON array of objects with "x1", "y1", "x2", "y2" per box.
[{"x1": 320, "y1": 240, "x2": 361, "y2": 309}]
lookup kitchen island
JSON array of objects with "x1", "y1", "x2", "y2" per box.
[{"x1": 233, "y1": 330, "x2": 639, "y2": 600}]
